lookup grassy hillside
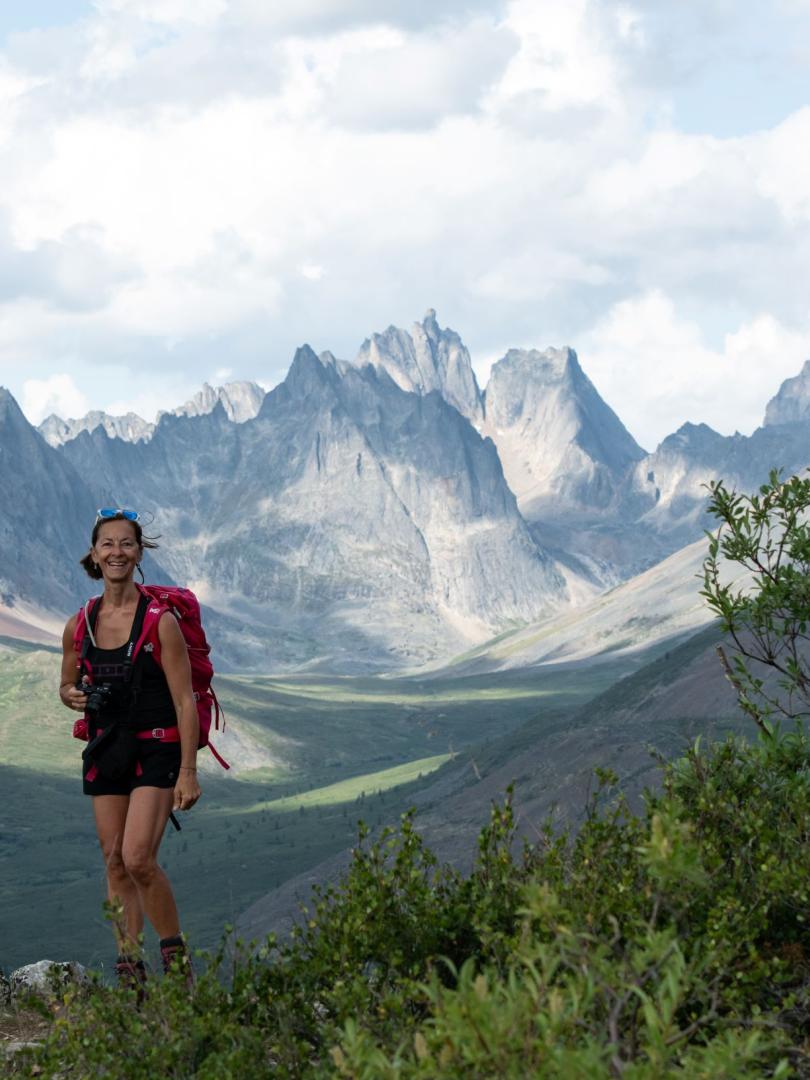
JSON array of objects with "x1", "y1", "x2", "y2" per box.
[
  {"x1": 408, "y1": 622, "x2": 748, "y2": 866},
  {"x1": 424, "y1": 538, "x2": 718, "y2": 676},
  {"x1": 237, "y1": 622, "x2": 749, "y2": 941},
  {"x1": 0, "y1": 641, "x2": 634, "y2": 972}
]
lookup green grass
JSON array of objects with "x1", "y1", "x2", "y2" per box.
[{"x1": 231, "y1": 754, "x2": 453, "y2": 815}]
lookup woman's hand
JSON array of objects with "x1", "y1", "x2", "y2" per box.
[
  {"x1": 61, "y1": 677, "x2": 89, "y2": 712},
  {"x1": 173, "y1": 767, "x2": 201, "y2": 812}
]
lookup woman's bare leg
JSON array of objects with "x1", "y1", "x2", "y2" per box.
[
  {"x1": 120, "y1": 786, "x2": 181, "y2": 940},
  {"x1": 92, "y1": 795, "x2": 143, "y2": 953}
]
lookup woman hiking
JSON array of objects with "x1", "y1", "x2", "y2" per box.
[{"x1": 59, "y1": 508, "x2": 201, "y2": 989}]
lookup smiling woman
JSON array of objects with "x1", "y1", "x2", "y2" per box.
[{"x1": 58, "y1": 508, "x2": 201, "y2": 993}]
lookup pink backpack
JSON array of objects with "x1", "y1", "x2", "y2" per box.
[{"x1": 73, "y1": 584, "x2": 229, "y2": 770}]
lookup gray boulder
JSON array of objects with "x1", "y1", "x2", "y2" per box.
[
  {"x1": 0, "y1": 968, "x2": 10, "y2": 1006},
  {"x1": 10, "y1": 960, "x2": 88, "y2": 999}
]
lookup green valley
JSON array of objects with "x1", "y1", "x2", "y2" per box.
[{"x1": 0, "y1": 640, "x2": 637, "y2": 972}]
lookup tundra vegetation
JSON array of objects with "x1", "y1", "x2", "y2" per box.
[{"x1": 6, "y1": 472, "x2": 810, "y2": 1078}]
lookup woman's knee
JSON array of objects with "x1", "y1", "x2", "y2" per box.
[
  {"x1": 121, "y1": 847, "x2": 159, "y2": 885},
  {"x1": 102, "y1": 844, "x2": 128, "y2": 880}
]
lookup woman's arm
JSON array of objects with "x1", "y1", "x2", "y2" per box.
[
  {"x1": 157, "y1": 612, "x2": 201, "y2": 811},
  {"x1": 59, "y1": 615, "x2": 88, "y2": 712}
]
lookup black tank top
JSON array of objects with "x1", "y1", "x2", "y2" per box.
[{"x1": 86, "y1": 604, "x2": 176, "y2": 732}]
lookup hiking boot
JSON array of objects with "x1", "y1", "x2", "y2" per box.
[
  {"x1": 115, "y1": 955, "x2": 148, "y2": 1001},
  {"x1": 159, "y1": 934, "x2": 194, "y2": 988}
]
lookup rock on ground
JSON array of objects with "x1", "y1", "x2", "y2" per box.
[{"x1": 9, "y1": 960, "x2": 88, "y2": 999}]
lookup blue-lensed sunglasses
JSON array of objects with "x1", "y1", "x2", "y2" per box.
[{"x1": 96, "y1": 507, "x2": 140, "y2": 522}]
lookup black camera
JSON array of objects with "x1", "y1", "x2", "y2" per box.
[{"x1": 77, "y1": 681, "x2": 114, "y2": 715}]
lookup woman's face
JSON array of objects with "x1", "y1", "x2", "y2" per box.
[{"x1": 92, "y1": 519, "x2": 142, "y2": 583}]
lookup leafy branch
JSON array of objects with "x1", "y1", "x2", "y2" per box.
[{"x1": 702, "y1": 467, "x2": 810, "y2": 730}]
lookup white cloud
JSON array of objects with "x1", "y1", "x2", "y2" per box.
[
  {"x1": 753, "y1": 107, "x2": 810, "y2": 223},
  {"x1": 105, "y1": 374, "x2": 203, "y2": 422},
  {"x1": 93, "y1": 0, "x2": 228, "y2": 27},
  {"x1": 0, "y1": 0, "x2": 807, "y2": 444},
  {"x1": 493, "y1": 0, "x2": 629, "y2": 113},
  {"x1": 21, "y1": 373, "x2": 90, "y2": 425},
  {"x1": 224, "y1": 0, "x2": 500, "y2": 36},
  {"x1": 580, "y1": 291, "x2": 810, "y2": 449},
  {"x1": 321, "y1": 18, "x2": 516, "y2": 130},
  {"x1": 299, "y1": 263, "x2": 324, "y2": 281}
]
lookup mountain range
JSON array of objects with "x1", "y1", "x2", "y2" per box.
[
  {"x1": 1, "y1": 310, "x2": 808, "y2": 671},
  {"x1": 38, "y1": 381, "x2": 265, "y2": 447}
]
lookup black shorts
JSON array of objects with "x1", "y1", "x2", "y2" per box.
[{"x1": 82, "y1": 739, "x2": 182, "y2": 797}]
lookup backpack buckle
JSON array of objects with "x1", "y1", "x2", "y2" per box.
[{"x1": 151, "y1": 728, "x2": 166, "y2": 739}]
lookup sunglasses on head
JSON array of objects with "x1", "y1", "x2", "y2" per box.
[{"x1": 96, "y1": 507, "x2": 140, "y2": 522}]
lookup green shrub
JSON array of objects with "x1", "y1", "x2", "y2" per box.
[
  {"x1": 9, "y1": 730, "x2": 808, "y2": 1078},
  {"x1": 330, "y1": 729, "x2": 808, "y2": 1078}
]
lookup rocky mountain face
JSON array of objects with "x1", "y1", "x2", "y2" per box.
[
  {"x1": 354, "y1": 315, "x2": 650, "y2": 585},
  {"x1": 625, "y1": 418, "x2": 810, "y2": 556},
  {"x1": 7, "y1": 310, "x2": 810, "y2": 670},
  {"x1": 160, "y1": 380, "x2": 265, "y2": 424},
  {"x1": 39, "y1": 409, "x2": 154, "y2": 447},
  {"x1": 37, "y1": 381, "x2": 265, "y2": 448},
  {"x1": 481, "y1": 346, "x2": 645, "y2": 521},
  {"x1": 55, "y1": 348, "x2": 567, "y2": 670},
  {"x1": 354, "y1": 313, "x2": 808, "y2": 587},
  {"x1": 356, "y1": 310, "x2": 483, "y2": 424},
  {"x1": 0, "y1": 389, "x2": 98, "y2": 614},
  {"x1": 355, "y1": 317, "x2": 644, "y2": 524},
  {"x1": 763, "y1": 360, "x2": 810, "y2": 426}
]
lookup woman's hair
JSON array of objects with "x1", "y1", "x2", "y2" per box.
[{"x1": 80, "y1": 514, "x2": 160, "y2": 580}]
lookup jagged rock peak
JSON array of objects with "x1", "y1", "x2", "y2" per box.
[
  {"x1": 763, "y1": 359, "x2": 810, "y2": 427},
  {"x1": 482, "y1": 345, "x2": 645, "y2": 519},
  {"x1": 656, "y1": 422, "x2": 725, "y2": 453},
  {"x1": 165, "y1": 380, "x2": 265, "y2": 424},
  {"x1": 484, "y1": 346, "x2": 584, "y2": 411},
  {"x1": 484, "y1": 346, "x2": 643, "y2": 462},
  {"x1": 39, "y1": 410, "x2": 153, "y2": 448},
  {"x1": 355, "y1": 310, "x2": 483, "y2": 422},
  {"x1": 0, "y1": 385, "x2": 24, "y2": 420},
  {"x1": 39, "y1": 381, "x2": 265, "y2": 448},
  {"x1": 281, "y1": 343, "x2": 341, "y2": 398}
]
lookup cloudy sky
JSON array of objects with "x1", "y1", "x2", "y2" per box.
[{"x1": 0, "y1": 0, "x2": 808, "y2": 449}]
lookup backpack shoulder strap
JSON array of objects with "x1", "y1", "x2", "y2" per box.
[
  {"x1": 73, "y1": 597, "x2": 102, "y2": 670},
  {"x1": 131, "y1": 585, "x2": 171, "y2": 668}
]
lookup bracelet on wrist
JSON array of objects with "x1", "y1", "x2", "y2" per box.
[{"x1": 180, "y1": 766, "x2": 197, "y2": 772}]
